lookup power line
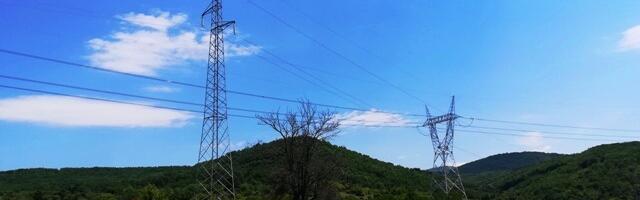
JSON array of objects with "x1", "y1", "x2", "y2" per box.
[
  {"x1": 0, "y1": 48, "x2": 425, "y2": 117},
  {"x1": 6, "y1": 48, "x2": 639, "y2": 135},
  {"x1": 247, "y1": 0, "x2": 428, "y2": 105},
  {"x1": 0, "y1": 84, "x2": 299, "y2": 124},
  {"x1": 2, "y1": 1, "x2": 391, "y2": 92},
  {"x1": 1, "y1": 81, "x2": 636, "y2": 140},
  {"x1": 463, "y1": 116, "x2": 640, "y2": 133},
  {"x1": 0, "y1": 74, "x2": 283, "y2": 116},
  {"x1": 3, "y1": 0, "x2": 430, "y2": 111},
  {"x1": 0, "y1": 84, "x2": 201, "y2": 113},
  {"x1": 0, "y1": 1, "x2": 201, "y2": 35},
  {"x1": 0, "y1": 74, "x2": 202, "y2": 106},
  {"x1": 421, "y1": 127, "x2": 634, "y2": 142},
  {"x1": 456, "y1": 129, "x2": 625, "y2": 142},
  {"x1": 252, "y1": 52, "x2": 371, "y2": 108},
  {"x1": 0, "y1": 83, "x2": 417, "y2": 127},
  {"x1": 276, "y1": 0, "x2": 427, "y2": 84},
  {"x1": 451, "y1": 145, "x2": 485, "y2": 160},
  {"x1": 6, "y1": 0, "x2": 395, "y2": 96},
  {"x1": 236, "y1": 52, "x2": 384, "y2": 87},
  {"x1": 245, "y1": 39, "x2": 373, "y2": 107},
  {"x1": 463, "y1": 125, "x2": 640, "y2": 139},
  {"x1": 234, "y1": 114, "x2": 416, "y2": 128},
  {"x1": 7, "y1": 0, "x2": 436, "y2": 109},
  {"x1": 7, "y1": 3, "x2": 638, "y2": 135},
  {"x1": 276, "y1": 0, "x2": 372, "y2": 56},
  {"x1": 0, "y1": 77, "x2": 416, "y2": 125},
  {"x1": 0, "y1": 48, "x2": 205, "y2": 88}
]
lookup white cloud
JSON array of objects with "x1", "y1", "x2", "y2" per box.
[
  {"x1": 88, "y1": 11, "x2": 260, "y2": 76},
  {"x1": 516, "y1": 132, "x2": 552, "y2": 152},
  {"x1": 144, "y1": 85, "x2": 179, "y2": 93},
  {"x1": 0, "y1": 95, "x2": 193, "y2": 128},
  {"x1": 618, "y1": 25, "x2": 640, "y2": 51},
  {"x1": 337, "y1": 109, "x2": 417, "y2": 127}
]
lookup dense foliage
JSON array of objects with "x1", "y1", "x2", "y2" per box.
[
  {"x1": 0, "y1": 139, "x2": 448, "y2": 200},
  {"x1": 458, "y1": 152, "x2": 562, "y2": 197},
  {"x1": 482, "y1": 141, "x2": 640, "y2": 200},
  {"x1": 0, "y1": 167, "x2": 198, "y2": 199},
  {"x1": 231, "y1": 139, "x2": 451, "y2": 199},
  {"x1": 2, "y1": 140, "x2": 639, "y2": 199}
]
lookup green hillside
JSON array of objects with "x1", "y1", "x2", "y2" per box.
[
  {"x1": 0, "y1": 167, "x2": 198, "y2": 199},
  {"x1": 458, "y1": 151, "x2": 563, "y2": 196},
  {"x1": 234, "y1": 139, "x2": 467, "y2": 199},
  {"x1": 0, "y1": 139, "x2": 453, "y2": 200},
  {"x1": 483, "y1": 141, "x2": 640, "y2": 200},
  {"x1": 3, "y1": 140, "x2": 640, "y2": 200}
]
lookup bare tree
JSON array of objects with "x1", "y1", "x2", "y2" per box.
[{"x1": 257, "y1": 100, "x2": 341, "y2": 200}]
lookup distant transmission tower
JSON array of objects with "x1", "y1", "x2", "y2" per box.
[
  {"x1": 197, "y1": 0, "x2": 236, "y2": 199},
  {"x1": 423, "y1": 96, "x2": 468, "y2": 199}
]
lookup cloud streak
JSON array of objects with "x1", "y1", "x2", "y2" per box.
[
  {"x1": 144, "y1": 85, "x2": 179, "y2": 93},
  {"x1": 337, "y1": 110, "x2": 418, "y2": 127},
  {"x1": 88, "y1": 11, "x2": 260, "y2": 76},
  {"x1": 0, "y1": 95, "x2": 193, "y2": 128}
]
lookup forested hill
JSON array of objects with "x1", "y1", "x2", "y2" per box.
[
  {"x1": 2, "y1": 140, "x2": 640, "y2": 200},
  {"x1": 227, "y1": 139, "x2": 457, "y2": 199},
  {"x1": 0, "y1": 139, "x2": 451, "y2": 200},
  {"x1": 459, "y1": 152, "x2": 563, "y2": 174},
  {"x1": 483, "y1": 141, "x2": 640, "y2": 199}
]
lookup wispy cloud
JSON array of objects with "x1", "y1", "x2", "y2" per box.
[
  {"x1": 118, "y1": 11, "x2": 187, "y2": 31},
  {"x1": 87, "y1": 10, "x2": 260, "y2": 76},
  {"x1": 144, "y1": 85, "x2": 179, "y2": 93},
  {"x1": 0, "y1": 95, "x2": 193, "y2": 128},
  {"x1": 337, "y1": 109, "x2": 418, "y2": 127},
  {"x1": 516, "y1": 132, "x2": 551, "y2": 152},
  {"x1": 227, "y1": 42, "x2": 262, "y2": 57},
  {"x1": 618, "y1": 25, "x2": 640, "y2": 51}
]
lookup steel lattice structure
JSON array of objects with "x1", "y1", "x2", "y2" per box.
[
  {"x1": 423, "y1": 96, "x2": 468, "y2": 199},
  {"x1": 197, "y1": 0, "x2": 236, "y2": 199}
]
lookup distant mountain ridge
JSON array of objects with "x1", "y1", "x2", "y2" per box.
[{"x1": 459, "y1": 151, "x2": 563, "y2": 174}]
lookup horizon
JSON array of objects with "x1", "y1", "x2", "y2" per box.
[{"x1": 2, "y1": 0, "x2": 640, "y2": 172}]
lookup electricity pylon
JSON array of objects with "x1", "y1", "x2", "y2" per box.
[
  {"x1": 423, "y1": 96, "x2": 468, "y2": 199},
  {"x1": 197, "y1": 0, "x2": 236, "y2": 199}
]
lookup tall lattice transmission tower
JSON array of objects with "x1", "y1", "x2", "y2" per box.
[
  {"x1": 197, "y1": 0, "x2": 236, "y2": 199},
  {"x1": 423, "y1": 96, "x2": 468, "y2": 199}
]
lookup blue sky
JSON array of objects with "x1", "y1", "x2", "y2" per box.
[{"x1": 1, "y1": 0, "x2": 640, "y2": 171}]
